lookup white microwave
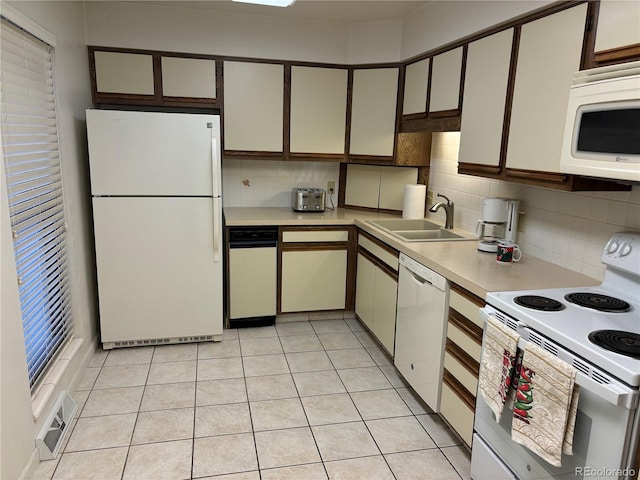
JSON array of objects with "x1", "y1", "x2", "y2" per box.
[{"x1": 560, "y1": 61, "x2": 640, "y2": 183}]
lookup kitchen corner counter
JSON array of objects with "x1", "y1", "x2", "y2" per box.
[
  {"x1": 224, "y1": 207, "x2": 600, "y2": 299},
  {"x1": 223, "y1": 206, "x2": 399, "y2": 226}
]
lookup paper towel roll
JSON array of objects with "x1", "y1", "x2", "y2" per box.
[{"x1": 402, "y1": 184, "x2": 427, "y2": 219}]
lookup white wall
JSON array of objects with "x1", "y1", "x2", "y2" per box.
[
  {"x1": 401, "y1": 1, "x2": 553, "y2": 59},
  {"x1": 223, "y1": 160, "x2": 340, "y2": 208},
  {"x1": 426, "y1": 133, "x2": 640, "y2": 280},
  {"x1": 1, "y1": 2, "x2": 95, "y2": 479}
]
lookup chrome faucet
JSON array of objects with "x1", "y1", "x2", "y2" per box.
[{"x1": 429, "y1": 194, "x2": 455, "y2": 229}]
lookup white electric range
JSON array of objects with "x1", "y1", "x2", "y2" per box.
[{"x1": 472, "y1": 232, "x2": 640, "y2": 480}]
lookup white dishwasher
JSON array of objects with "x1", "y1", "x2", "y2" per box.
[{"x1": 394, "y1": 253, "x2": 449, "y2": 412}]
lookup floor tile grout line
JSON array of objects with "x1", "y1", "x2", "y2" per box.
[{"x1": 238, "y1": 330, "x2": 264, "y2": 480}]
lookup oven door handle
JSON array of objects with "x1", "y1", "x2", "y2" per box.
[
  {"x1": 574, "y1": 372, "x2": 638, "y2": 409},
  {"x1": 515, "y1": 338, "x2": 638, "y2": 409}
]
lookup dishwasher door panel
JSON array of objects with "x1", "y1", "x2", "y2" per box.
[
  {"x1": 394, "y1": 263, "x2": 448, "y2": 412},
  {"x1": 229, "y1": 246, "x2": 277, "y2": 319}
]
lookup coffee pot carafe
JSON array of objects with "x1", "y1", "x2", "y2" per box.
[{"x1": 476, "y1": 198, "x2": 520, "y2": 253}]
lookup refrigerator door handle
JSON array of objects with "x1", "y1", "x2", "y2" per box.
[
  {"x1": 213, "y1": 200, "x2": 221, "y2": 263},
  {"x1": 211, "y1": 133, "x2": 221, "y2": 199}
]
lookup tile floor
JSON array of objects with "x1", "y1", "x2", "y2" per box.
[{"x1": 33, "y1": 318, "x2": 471, "y2": 480}]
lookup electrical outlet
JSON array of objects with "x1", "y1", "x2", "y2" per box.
[
  {"x1": 327, "y1": 181, "x2": 335, "y2": 194},
  {"x1": 427, "y1": 190, "x2": 434, "y2": 205}
]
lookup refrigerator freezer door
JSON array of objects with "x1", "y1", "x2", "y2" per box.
[
  {"x1": 93, "y1": 196, "x2": 223, "y2": 344},
  {"x1": 87, "y1": 109, "x2": 220, "y2": 196}
]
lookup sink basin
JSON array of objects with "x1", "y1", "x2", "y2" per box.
[
  {"x1": 367, "y1": 219, "x2": 475, "y2": 243},
  {"x1": 366, "y1": 219, "x2": 441, "y2": 231},
  {"x1": 391, "y1": 229, "x2": 465, "y2": 241}
]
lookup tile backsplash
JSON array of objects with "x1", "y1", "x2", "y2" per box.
[
  {"x1": 426, "y1": 132, "x2": 640, "y2": 280},
  {"x1": 222, "y1": 159, "x2": 340, "y2": 208}
]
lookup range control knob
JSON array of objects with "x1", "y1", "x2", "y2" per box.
[
  {"x1": 606, "y1": 240, "x2": 620, "y2": 254},
  {"x1": 619, "y1": 242, "x2": 632, "y2": 257}
]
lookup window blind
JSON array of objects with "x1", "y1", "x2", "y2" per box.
[{"x1": 1, "y1": 17, "x2": 73, "y2": 389}]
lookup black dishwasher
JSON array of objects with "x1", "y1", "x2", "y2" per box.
[{"x1": 228, "y1": 227, "x2": 278, "y2": 328}]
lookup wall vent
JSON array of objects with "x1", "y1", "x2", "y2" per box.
[
  {"x1": 105, "y1": 335, "x2": 216, "y2": 350},
  {"x1": 35, "y1": 391, "x2": 77, "y2": 460}
]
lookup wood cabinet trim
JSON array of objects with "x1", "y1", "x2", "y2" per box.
[
  {"x1": 593, "y1": 44, "x2": 640, "y2": 66},
  {"x1": 449, "y1": 309, "x2": 484, "y2": 345},
  {"x1": 450, "y1": 283, "x2": 484, "y2": 307},
  {"x1": 443, "y1": 369, "x2": 476, "y2": 411},
  {"x1": 446, "y1": 339, "x2": 480, "y2": 378},
  {"x1": 357, "y1": 247, "x2": 399, "y2": 282},
  {"x1": 358, "y1": 230, "x2": 399, "y2": 258}
]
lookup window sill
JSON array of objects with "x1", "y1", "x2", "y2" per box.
[{"x1": 31, "y1": 337, "x2": 83, "y2": 421}]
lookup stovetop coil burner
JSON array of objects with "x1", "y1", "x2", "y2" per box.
[
  {"x1": 514, "y1": 295, "x2": 565, "y2": 312},
  {"x1": 588, "y1": 330, "x2": 640, "y2": 359},
  {"x1": 565, "y1": 293, "x2": 631, "y2": 312}
]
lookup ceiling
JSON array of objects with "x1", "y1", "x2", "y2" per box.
[{"x1": 137, "y1": 1, "x2": 429, "y2": 23}]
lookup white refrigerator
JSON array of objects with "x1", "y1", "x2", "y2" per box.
[{"x1": 86, "y1": 109, "x2": 223, "y2": 349}]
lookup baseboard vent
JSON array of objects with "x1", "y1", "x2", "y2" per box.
[
  {"x1": 104, "y1": 335, "x2": 217, "y2": 350},
  {"x1": 35, "y1": 391, "x2": 77, "y2": 460}
]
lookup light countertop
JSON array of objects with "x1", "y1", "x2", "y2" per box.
[{"x1": 223, "y1": 207, "x2": 599, "y2": 299}]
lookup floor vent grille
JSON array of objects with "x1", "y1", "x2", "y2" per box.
[{"x1": 36, "y1": 391, "x2": 77, "y2": 460}]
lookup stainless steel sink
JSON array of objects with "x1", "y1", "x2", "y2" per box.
[{"x1": 367, "y1": 219, "x2": 475, "y2": 243}]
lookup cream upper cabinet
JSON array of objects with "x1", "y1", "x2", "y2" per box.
[
  {"x1": 506, "y1": 4, "x2": 587, "y2": 173},
  {"x1": 223, "y1": 61, "x2": 284, "y2": 152},
  {"x1": 429, "y1": 47, "x2": 464, "y2": 113},
  {"x1": 290, "y1": 66, "x2": 348, "y2": 155},
  {"x1": 458, "y1": 29, "x2": 514, "y2": 167},
  {"x1": 403, "y1": 59, "x2": 429, "y2": 115},
  {"x1": 344, "y1": 164, "x2": 418, "y2": 210},
  {"x1": 161, "y1": 57, "x2": 216, "y2": 99},
  {"x1": 94, "y1": 51, "x2": 154, "y2": 95},
  {"x1": 350, "y1": 68, "x2": 399, "y2": 157},
  {"x1": 595, "y1": 0, "x2": 640, "y2": 53}
]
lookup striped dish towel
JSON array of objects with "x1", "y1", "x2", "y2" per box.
[
  {"x1": 511, "y1": 342, "x2": 580, "y2": 467},
  {"x1": 477, "y1": 315, "x2": 520, "y2": 422}
]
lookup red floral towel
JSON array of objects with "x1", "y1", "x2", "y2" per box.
[
  {"x1": 511, "y1": 343, "x2": 580, "y2": 467},
  {"x1": 478, "y1": 316, "x2": 520, "y2": 421}
]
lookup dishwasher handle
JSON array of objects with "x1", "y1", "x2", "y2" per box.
[{"x1": 399, "y1": 253, "x2": 447, "y2": 291}]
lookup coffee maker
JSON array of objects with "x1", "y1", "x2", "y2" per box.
[{"x1": 476, "y1": 198, "x2": 520, "y2": 253}]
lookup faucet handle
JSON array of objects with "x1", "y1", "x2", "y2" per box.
[{"x1": 437, "y1": 193, "x2": 453, "y2": 206}]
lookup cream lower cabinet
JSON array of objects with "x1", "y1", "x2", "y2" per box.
[
  {"x1": 354, "y1": 233, "x2": 399, "y2": 355},
  {"x1": 280, "y1": 227, "x2": 351, "y2": 313},
  {"x1": 439, "y1": 283, "x2": 484, "y2": 448}
]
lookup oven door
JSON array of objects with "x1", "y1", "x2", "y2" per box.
[{"x1": 472, "y1": 333, "x2": 639, "y2": 480}]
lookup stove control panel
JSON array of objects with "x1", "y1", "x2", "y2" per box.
[{"x1": 602, "y1": 232, "x2": 639, "y2": 272}]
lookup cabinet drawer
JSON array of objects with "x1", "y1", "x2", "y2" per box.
[
  {"x1": 444, "y1": 349, "x2": 478, "y2": 397},
  {"x1": 449, "y1": 286, "x2": 484, "y2": 329},
  {"x1": 447, "y1": 322, "x2": 482, "y2": 362},
  {"x1": 440, "y1": 374, "x2": 475, "y2": 447},
  {"x1": 358, "y1": 235, "x2": 398, "y2": 272},
  {"x1": 282, "y1": 230, "x2": 349, "y2": 243}
]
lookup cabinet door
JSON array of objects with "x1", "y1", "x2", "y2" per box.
[
  {"x1": 372, "y1": 269, "x2": 397, "y2": 355},
  {"x1": 94, "y1": 51, "x2": 154, "y2": 95},
  {"x1": 458, "y1": 29, "x2": 514, "y2": 169},
  {"x1": 429, "y1": 47, "x2": 464, "y2": 113},
  {"x1": 355, "y1": 253, "x2": 376, "y2": 330},
  {"x1": 290, "y1": 66, "x2": 348, "y2": 155},
  {"x1": 161, "y1": 57, "x2": 216, "y2": 99},
  {"x1": 223, "y1": 61, "x2": 284, "y2": 152},
  {"x1": 281, "y1": 250, "x2": 347, "y2": 312},
  {"x1": 506, "y1": 4, "x2": 587, "y2": 173},
  {"x1": 403, "y1": 59, "x2": 429, "y2": 115},
  {"x1": 595, "y1": 0, "x2": 640, "y2": 53},
  {"x1": 350, "y1": 68, "x2": 399, "y2": 157}
]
